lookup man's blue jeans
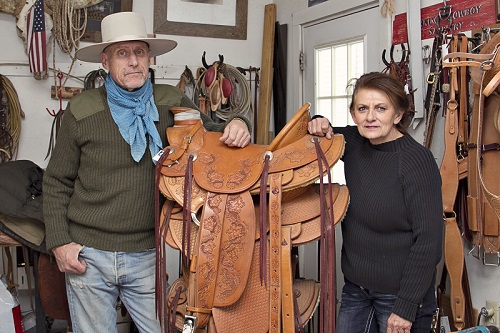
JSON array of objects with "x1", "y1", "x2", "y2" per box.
[
  {"x1": 65, "y1": 247, "x2": 160, "y2": 333},
  {"x1": 336, "y1": 279, "x2": 436, "y2": 333}
]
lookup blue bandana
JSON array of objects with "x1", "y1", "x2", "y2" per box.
[{"x1": 105, "y1": 75, "x2": 163, "y2": 162}]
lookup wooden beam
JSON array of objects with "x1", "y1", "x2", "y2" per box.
[
  {"x1": 256, "y1": 3, "x2": 276, "y2": 145},
  {"x1": 51, "y1": 86, "x2": 83, "y2": 100}
]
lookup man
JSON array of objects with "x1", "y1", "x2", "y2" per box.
[{"x1": 43, "y1": 12, "x2": 251, "y2": 333}]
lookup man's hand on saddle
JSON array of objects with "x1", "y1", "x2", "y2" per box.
[
  {"x1": 52, "y1": 242, "x2": 87, "y2": 274},
  {"x1": 308, "y1": 117, "x2": 333, "y2": 139},
  {"x1": 220, "y1": 118, "x2": 251, "y2": 147}
]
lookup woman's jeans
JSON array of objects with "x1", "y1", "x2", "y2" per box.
[
  {"x1": 65, "y1": 247, "x2": 160, "y2": 333},
  {"x1": 336, "y1": 279, "x2": 436, "y2": 333}
]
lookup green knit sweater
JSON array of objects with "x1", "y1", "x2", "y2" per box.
[{"x1": 43, "y1": 84, "x2": 249, "y2": 252}]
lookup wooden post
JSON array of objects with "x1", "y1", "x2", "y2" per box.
[
  {"x1": 256, "y1": 4, "x2": 276, "y2": 145},
  {"x1": 51, "y1": 86, "x2": 83, "y2": 99}
]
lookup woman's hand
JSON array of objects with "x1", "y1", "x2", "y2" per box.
[
  {"x1": 386, "y1": 313, "x2": 412, "y2": 333},
  {"x1": 308, "y1": 118, "x2": 333, "y2": 139}
]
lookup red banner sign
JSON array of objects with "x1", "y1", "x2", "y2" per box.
[{"x1": 392, "y1": 0, "x2": 496, "y2": 45}]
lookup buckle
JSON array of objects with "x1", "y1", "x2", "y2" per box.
[{"x1": 482, "y1": 251, "x2": 500, "y2": 266}]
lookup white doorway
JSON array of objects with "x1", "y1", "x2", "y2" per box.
[
  {"x1": 296, "y1": 2, "x2": 381, "y2": 312},
  {"x1": 301, "y1": 4, "x2": 381, "y2": 186}
]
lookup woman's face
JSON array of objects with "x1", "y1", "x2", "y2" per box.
[{"x1": 350, "y1": 88, "x2": 404, "y2": 145}]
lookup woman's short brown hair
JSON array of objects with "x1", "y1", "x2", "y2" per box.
[{"x1": 348, "y1": 72, "x2": 415, "y2": 134}]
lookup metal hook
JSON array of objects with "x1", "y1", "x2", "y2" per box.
[{"x1": 382, "y1": 44, "x2": 407, "y2": 67}]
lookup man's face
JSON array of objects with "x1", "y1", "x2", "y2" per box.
[{"x1": 101, "y1": 41, "x2": 151, "y2": 91}]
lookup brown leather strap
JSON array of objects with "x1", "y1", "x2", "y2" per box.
[
  {"x1": 443, "y1": 51, "x2": 497, "y2": 69},
  {"x1": 174, "y1": 119, "x2": 203, "y2": 126},
  {"x1": 259, "y1": 153, "x2": 271, "y2": 286},
  {"x1": 483, "y1": 69, "x2": 500, "y2": 96},
  {"x1": 168, "y1": 285, "x2": 183, "y2": 332},
  {"x1": 314, "y1": 138, "x2": 336, "y2": 333},
  {"x1": 458, "y1": 35, "x2": 468, "y2": 149},
  {"x1": 166, "y1": 122, "x2": 202, "y2": 165},
  {"x1": 193, "y1": 192, "x2": 227, "y2": 325},
  {"x1": 281, "y1": 226, "x2": 295, "y2": 332},
  {"x1": 444, "y1": 215, "x2": 465, "y2": 329},
  {"x1": 475, "y1": 90, "x2": 500, "y2": 221},
  {"x1": 155, "y1": 149, "x2": 176, "y2": 327},
  {"x1": 467, "y1": 84, "x2": 482, "y2": 248},
  {"x1": 269, "y1": 173, "x2": 283, "y2": 333},
  {"x1": 440, "y1": 37, "x2": 465, "y2": 330}
]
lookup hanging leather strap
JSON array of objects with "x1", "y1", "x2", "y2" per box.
[
  {"x1": 441, "y1": 37, "x2": 465, "y2": 330},
  {"x1": 457, "y1": 35, "x2": 469, "y2": 159},
  {"x1": 269, "y1": 173, "x2": 283, "y2": 333},
  {"x1": 281, "y1": 226, "x2": 295, "y2": 332},
  {"x1": 424, "y1": 35, "x2": 443, "y2": 148},
  {"x1": 314, "y1": 138, "x2": 336, "y2": 333}
]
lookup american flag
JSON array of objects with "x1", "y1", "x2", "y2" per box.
[{"x1": 26, "y1": 0, "x2": 47, "y2": 74}]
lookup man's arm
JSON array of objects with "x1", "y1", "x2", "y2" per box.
[{"x1": 179, "y1": 94, "x2": 251, "y2": 147}]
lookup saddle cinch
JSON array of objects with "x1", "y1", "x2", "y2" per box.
[{"x1": 154, "y1": 103, "x2": 349, "y2": 333}]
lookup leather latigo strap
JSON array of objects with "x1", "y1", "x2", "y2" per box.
[
  {"x1": 441, "y1": 36, "x2": 465, "y2": 330},
  {"x1": 269, "y1": 173, "x2": 283, "y2": 333},
  {"x1": 423, "y1": 35, "x2": 443, "y2": 148},
  {"x1": 280, "y1": 226, "x2": 296, "y2": 332}
]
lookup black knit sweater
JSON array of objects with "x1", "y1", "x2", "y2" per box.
[
  {"x1": 334, "y1": 126, "x2": 443, "y2": 322},
  {"x1": 43, "y1": 84, "x2": 250, "y2": 253}
]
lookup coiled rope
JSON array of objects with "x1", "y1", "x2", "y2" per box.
[
  {"x1": 0, "y1": 75, "x2": 24, "y2": 162},
  {"x1": 51, "y1": 0, "x2": 87, "y2": 90}
]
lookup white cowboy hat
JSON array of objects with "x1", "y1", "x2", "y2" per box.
[{"x1": 76, "y1": 12, "x2": 177, "y2": 63}]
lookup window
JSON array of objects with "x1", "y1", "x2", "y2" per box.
[
  {"x1": 315, "y1": 39, "x2": 364, "y2": 126},
  {"x1": 314, "y1": 38, "x2": 365, "y2": 184}
]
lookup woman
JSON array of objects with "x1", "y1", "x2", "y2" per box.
[{"x1": 308, "y1": 72, "x2": 443, "y2": 333}]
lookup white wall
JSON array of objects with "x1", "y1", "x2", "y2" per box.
[{"x1": 0, "y1": 0, "x2": 272, "y2": 169}]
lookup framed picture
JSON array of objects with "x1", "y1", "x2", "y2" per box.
[
  {"x1": 153, "y1": 0, "x2": 248, "y2": 40},
  {"x1": 81, "y1": 0, "x2": 134, "y2": 43},
  {"x1": 308, "y1": 0, "x2": 327, "y2": 7}
]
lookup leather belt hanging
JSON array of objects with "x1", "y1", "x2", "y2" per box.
[
  {"x1": 440, "y1": 35, "x2": 465, "y2": 330},
  {"x1": 424, "y1": 35, "x2": 443, "y2": 148}
]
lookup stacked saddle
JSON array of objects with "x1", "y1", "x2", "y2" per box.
[{"x1": 155, "y1": 103, "x2": 349, "y2": 332}]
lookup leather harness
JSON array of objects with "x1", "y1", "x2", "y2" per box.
[{"x1": 437, "y1": 32, "x2": 500, "y2": 330}]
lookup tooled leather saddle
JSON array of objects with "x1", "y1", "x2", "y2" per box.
[{"x1": 154, "y1": 103, "x2": 349, "y2": 333}]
